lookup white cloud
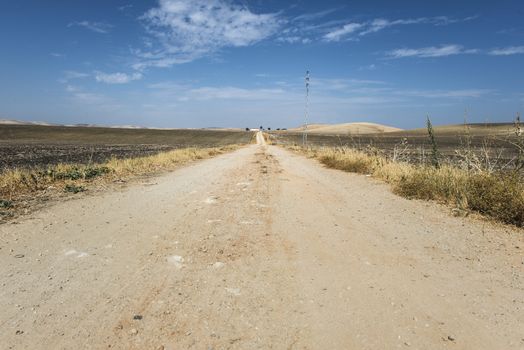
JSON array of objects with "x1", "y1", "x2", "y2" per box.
[
  {"x1": 63, "y1": 84, "x2": 109, "y2": 104},
  {"x1": 489, "y1": 46, "x2": 524, "y2": 56},
  {"x1": 68, "y1": 21, "x2": 113, "y2": 34},
  {"x1": 387, "y1": 45, "x2": 478, "y2": 58},
  {"x1": 59, "y1": 70, "x2": 89, "y2": 83},
  {"x1": 66, "y1": 85, "x2": 79, "y2": 92},
  {"x1": 118, "y1": 4, "x2": 133, "y2": 12},
  {"x1": 312, "y1": 78, "x2": 386, "y2": 92},
  {"x1": 137, "y1": 0, "x2": 281, "y2": 68},
  {"x1": 72, "y1": 92, "x2": 107, "y2": 103},
  {"x1": 359, "y1": 64, "x2": 377, "y2": 71},
  {"x1": 188, "y1": 87, "x2": 286, "y2": 100},
  {"x1": 323, "y1": 16, "x2": 477, "y2": 42},
  {"x1": 398, "y1": 89, "x2": 491, "y2": 98},
  {"x1": 148, "y1": 82, "x2": 287, "y2": 101},
  {"x1": 324, "y1": 23, "x2": 363, "y2": 42},
  {"x1": 95, "y1": 72, "x2": 143, "y2": 84},
  {"x1": 293, "y1": 8, "x2": 340, "y2": 22}
]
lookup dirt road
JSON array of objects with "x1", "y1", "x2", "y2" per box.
[{"x1": 1, "y1": 133, "x2": 523, "y2": 349}]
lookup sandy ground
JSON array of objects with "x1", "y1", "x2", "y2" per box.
[{"x1": 1, "y1": 133, "x2": 523, "y2": 349}]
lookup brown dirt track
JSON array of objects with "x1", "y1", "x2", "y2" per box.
[{"x1": 1, "y1": 133, "x2": 523, "y2": 349}]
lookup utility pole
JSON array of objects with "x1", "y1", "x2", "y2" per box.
[{"x1": 303, "y1": 70, "x2": 310, "y2": 146}]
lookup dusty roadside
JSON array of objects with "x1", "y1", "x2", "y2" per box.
[{"x1": 1, "y1": 134, "x2": 523, "y2": 349}]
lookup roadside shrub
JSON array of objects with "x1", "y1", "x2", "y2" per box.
[
  {"x1": 84, "y1": 166, "x2": 112, "y2": 179},
  {"x1": 318, "y1": 149, "x2": 374, "y2": 174},
  {"x1": 466, "y1": 173, "x2": 524, "y2": 227},
  {"x1": 394, "y1": 166, "x2": 467, "y2": 204},
  {"x1": 0, "y1": 199, "x2": 13, "y2": 208},
  {"x1": 0, "y1": 145, "x2": 240, "y2": 207},
  {"x1": 295, "y1": 145, "x2": 524, "y2": 227},
  {"x1": 42, "y1": 166, "x2": 111, "y2": 180},
  {"x1": 64, "y1": 184, "x2": 86, "y2": 193}
]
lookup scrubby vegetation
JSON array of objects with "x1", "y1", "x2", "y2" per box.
[
  {"x1": 0, "y1": 145, "x2": 240, "y2": 218},
  {"x1": 289, "y1": 145, "x2": 524, "y2": 227}
]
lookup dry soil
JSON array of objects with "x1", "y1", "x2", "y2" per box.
[{"x1": 1, "y1": 133, "x2": 523, "y2": 349}]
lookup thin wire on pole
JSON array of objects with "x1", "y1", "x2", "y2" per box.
[{"x1": 303, "y1": 70, "x2": 310, "y2": 146}]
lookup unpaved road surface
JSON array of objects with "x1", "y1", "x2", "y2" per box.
[{"x1": 1, "y1": 133, "x2": 523, "y2": 349}]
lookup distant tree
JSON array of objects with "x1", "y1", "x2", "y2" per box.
[
  {"x1": 268, "y1": 127, "x2": 271, "y2": 131},
  {"x1": 245, "y1": 127, "x2": 250, "y2": 131}
]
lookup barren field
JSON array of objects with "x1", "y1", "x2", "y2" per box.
[
  {"x1": 0, "y1": 125, "x2": 254, "y2": 169},
  {"x1": 1, "y1": 133, "x2": 522, "y2": 349},
  {"x1": 287, "y1": 122, "x2": 402, "y2": 134},
  {"x1": 271, "y1": 123, "x2": 520, "y2": 166}
]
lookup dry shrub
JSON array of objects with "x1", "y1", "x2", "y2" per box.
[
  {"x1": 393, "y1": 166, "x2": 467, "y2": 203},
  {"x1": 318, "y1": 148, "x2": 376, "y2": 174},
  {"x1": 466, "y1": 173, "x2": 524, "y2": 227},
  {"x1": 0, "y1": 145, "x2": 239, "y2": 203},
  {"x1": 294, "y1": 146, "x2": 524, "y2": 227}
]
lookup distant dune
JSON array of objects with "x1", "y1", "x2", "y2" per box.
[
  {"x1": 0, "y1": 119, "x2": 246, "y2": 131},
  {"x1": 0, "y1": 119, "x2": 55, "y2": 126},
  {"x1": 289, "y1": 122, "x2": 402, "y2": 135},
  {"x1": 386, "y1": 122, "x2": 517, "y2": 137}
]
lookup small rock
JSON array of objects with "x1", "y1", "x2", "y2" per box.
[
  {"x1": 447, "y1": 335, "x2": 455, "y2": 341},
  {"x1": 167, "y1": 255, "x2": 184, "y2": 269},
  {"x1": 14, "y1": 254, "x2": 25, "y2": 258},
  {"x1": 129, "y1": 328, "x2": 138, "y2": 335},
  {"x1": 225, "y1": 287, "x2": 241, "y2": 296},
  {"x1": 15, "y1": 330, "x2": 24, "y2": 335},
  {"x1": 133, "y1": 315, "x2": 143, "y2": 320},
  {"x1": 213, "y1": 262, "x2": 225, "y2": 269}
]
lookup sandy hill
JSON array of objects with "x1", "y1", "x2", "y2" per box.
[
  {"x1": 289, "y1": 122, "x2": 402, "y2": 135},
  {"x1": 386, "y1": 122, "x2": 517, "y2": 137},
  {"x1": 0, "y1": 119, "x2": 55, "y2": 126}
]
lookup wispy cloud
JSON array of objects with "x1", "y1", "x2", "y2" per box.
[
  {"x1": 118, "y1": 4, "x2": 133, "y2": 12},
  {"x1": 323, "y1": 23, "x2": 363, "y2": 42},
  {"x1": 489, "y1": 46, "x2": 524, "y2": 56},
  {"x1": 95, "y1": 72, "x2": 143, "y2": 84},
  {"x1": 135, "y1": 0, "x2": 281, "y2": 69},
  {"x1": 359, "y1": 64, "x2": 377, "y2": 71},
  {"x1": 312, "y1": 78, "x2": 386, "y2": 91},
  {"x1": 188, "y1": 87, "x2": 286, "y2": 100},
  {"x1": 292, "y1": 8, "x2": 341, "y2": 22},
  {"x1": 323, "y1": 16, "x2": 477, "y2": 42},
  {"x1": 68, "y1": 21, "x2": 113, "y2": 34},
  {"x1": 148, "y1": 82, "x2": 287, "y2": 101},
  {"x1": 397, "y1": 89, "x2": 491, "y2": 98},
  {"x1": 276, "y1": 36, "x2": 311, "y2": 44},
  {"x1": 387, "y1": 44, "x2": 478, "y2": 58},
  {"x1": 64, "y1": 84, "x2": 108, "y2": 104},
  {"x1": 59, "y1": 70, "x2": 89, "y2": 83}
]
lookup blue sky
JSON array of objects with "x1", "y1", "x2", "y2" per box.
[{"x1": 0, "y1": 0, "x2": 523, "y2": 129}]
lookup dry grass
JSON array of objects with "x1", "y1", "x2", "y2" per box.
[
  {"x1": 289, "y1": 145, "x2": 524, "y2": 227},
  {"x1": 0, "y1": 145, "x2": 240, "y2": 209}
]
